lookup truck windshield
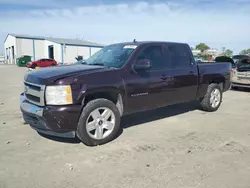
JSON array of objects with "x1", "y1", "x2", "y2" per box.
[{"x1": 85, "y1": 44, "x2": 136, "y2": 68}]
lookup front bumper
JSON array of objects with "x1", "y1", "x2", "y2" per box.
[
  {"x1": 20, "y1": 93, "x2": 82, "y2": 138},
  {"x1": 231, "y1": 82, "x2": 250, "y2": 88}
]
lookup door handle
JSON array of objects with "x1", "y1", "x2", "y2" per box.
[
  {"x1": 161, "y1": 76, "x2": 167, "y2": 80},
  {"x1": 189, "y1": 71, "x2": 195, "y2": 75},
  {"x1": 161, "y1": 74, "x2": 168, "y2": 80},
  {"x1": 161, "y1": 75, "x2": 172, "y2": 81}
]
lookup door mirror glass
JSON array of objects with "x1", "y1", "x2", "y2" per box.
[{"x1": 133, "y1": 59, "x2": 151, "y2": 70}]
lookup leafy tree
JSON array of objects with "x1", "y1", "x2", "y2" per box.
[
  {"x1": 202, "y1": 54, "x2": 213, "y2": 61},
  {"x1": 196, "y1": 53, "x2": 212, "y2": 61},
  {"x1": 195, "y1": 43, "x2": 210, "y2": 52},
  {"x1": 223, "y1": 49, "x2": 233, "y2": 57},
  {"x1": 240, "y1": 49, "x2": 250, "y2": 55}
]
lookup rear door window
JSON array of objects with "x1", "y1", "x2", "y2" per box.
[{"x1": 166, "y1": 44, "x2": 191, "y2": 67}]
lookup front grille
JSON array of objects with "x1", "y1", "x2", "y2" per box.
[
  {"x1": 26, "y1": 94, "x2": 40, "y2": 103},
  {"x1": 24, "y1": 81, "x2": 45, "y2": 106},
  {"x1": 25, "y1": 82, "x2": 41, "y2": 91},
  {"x1": 237, "y1": 72, "x2": 250, "y2": 78}
]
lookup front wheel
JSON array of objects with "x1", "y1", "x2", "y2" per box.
[
  {"x1": 76, "y1": 98, "x2": 121, "y2": 146},
  {"x1": 31, "y1": 64, "x2": 37, "y2": 69},
  {"x1": 200, "y1": 83, "x2": 222, "y2": 112}
]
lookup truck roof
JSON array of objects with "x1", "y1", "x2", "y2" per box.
[{"x1": 111, "y1": 41, "x2": 189, "y2": 46}]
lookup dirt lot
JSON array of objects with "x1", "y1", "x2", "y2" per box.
[{"x1": 0, "y1": 65, "x2": 250, "y2": 188}]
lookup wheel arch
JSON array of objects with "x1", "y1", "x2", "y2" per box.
[
  {"x1": 208, "y1": 79, "x2": 224, "y2": 91},
  {"x1": 81, "y1": 88, "x2": 124, "y2": 116}
]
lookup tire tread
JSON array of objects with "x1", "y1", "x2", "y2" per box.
[
  {"x1": 76, "y1": 98, "x2": 120, "y2": 146},
  {"x1": 200, "y1": 83, "x2": 222, "y2": 112}
]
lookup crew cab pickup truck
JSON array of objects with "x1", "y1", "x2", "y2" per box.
[{"x1": 20, "y1": 41, "x2": 232, "y2": 146}]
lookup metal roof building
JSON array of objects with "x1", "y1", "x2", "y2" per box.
[{"x1": 4, "y1": 33, "x2": 104, "y2": 64}]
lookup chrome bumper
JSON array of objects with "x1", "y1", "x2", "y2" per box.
[
  {"x1": 20, "y1": 93, "x2": 75, "y2": 138},
  {"x1": 232, "y1": 83, "x2": 250, "y2": 88}
]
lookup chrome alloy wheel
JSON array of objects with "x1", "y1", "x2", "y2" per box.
[
  {"x1": 210, "y1": 88, "x2": 221, "y2": 108},
  {"x1": 86, "y1": 107, "x2": 116, "y2": 140}
]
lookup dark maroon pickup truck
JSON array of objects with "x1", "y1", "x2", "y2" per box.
[{"x1": 20, "y1": 41, "x2": 232, "y2": 146}]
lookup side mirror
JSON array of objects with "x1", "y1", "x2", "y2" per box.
[{"x1": 133, "y1": 59, "x2": 151, "y2": 70}]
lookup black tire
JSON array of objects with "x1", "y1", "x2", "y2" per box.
[
  {"x1": 76, "y1": 98, "x2": 121, "y2": 146},
  {"x1": 31, "y1": 64, "x2": 37, "y2": 69},
  {"x1": 200, "y1": 83, "x2": 222, "y2": 112}
]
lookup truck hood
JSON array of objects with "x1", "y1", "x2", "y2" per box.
[{"x1": 24, "y1": 64, "x2": 108, "y2": 85}]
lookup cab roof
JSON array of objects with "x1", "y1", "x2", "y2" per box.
[{"x1": 110, "y1": 41, "x2": 188, "y2": 46}]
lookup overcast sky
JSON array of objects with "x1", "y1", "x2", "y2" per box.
[{"x1": 0, "y1": 0, "x2": 250, "y2": 54}]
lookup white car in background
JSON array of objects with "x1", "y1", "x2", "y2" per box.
[{"x1": 231, "y1": 57, "x2": 250, "y2": 89}]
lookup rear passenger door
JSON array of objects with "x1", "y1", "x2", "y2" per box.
[{"x1": 163, "y1": 44, "x2": 199, "y2": 104}]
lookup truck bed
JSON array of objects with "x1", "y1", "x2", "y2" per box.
[{"x1": 196, "y1": 62, "x2": 232, "y2": 98}]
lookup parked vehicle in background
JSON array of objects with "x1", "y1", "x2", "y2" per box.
[
  {"x1": 231, "y1": 57, "x2": 250, "y2": 89},
  {"x1": 20, "y1": 41, "x2": 232, "y2": 146},
  {"x1": 232, "y1": 55, "x2": 250, "y2": 68},
  {"x1": 26, "y1": 58, "x2": 57, "y2": 69}
]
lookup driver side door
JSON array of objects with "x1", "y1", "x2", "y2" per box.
[{"x1": 124, "y1": 44, "x2": 170, "y2": 114}]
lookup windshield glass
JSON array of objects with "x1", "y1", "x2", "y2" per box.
[
  {"x1": 85, "y1": 44, "x2": 137, "y2": 68},
  {"x1": 237, "y1": 59, "x2": 250, "y2": 70}
]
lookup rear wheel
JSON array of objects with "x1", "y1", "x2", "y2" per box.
[
  {"x1": 200, "y1": 83, "x2": 222, "y2": 112},
  {"x1": 76, "y1": 98, "x2": 121, "y2": 146}
]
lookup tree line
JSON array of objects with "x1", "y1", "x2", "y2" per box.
[{"x1": 192, "y1": 43, "x2": 250, "y2": 59}]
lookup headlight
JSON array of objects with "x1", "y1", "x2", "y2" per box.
[{"x1": 45, "y1": 85, "x2": 73, "y2": 105}]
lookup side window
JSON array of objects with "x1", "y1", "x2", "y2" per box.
[
  {"x1": 136, "y1": 45, "x2": 165, "y2": 70},
  {"x1": 167, "y1": 44, "x2": 191, "y2": 67}
]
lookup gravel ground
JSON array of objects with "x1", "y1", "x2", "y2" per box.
[{"x1": 0, "y1": 65, "x2": 250, "y2": 188}]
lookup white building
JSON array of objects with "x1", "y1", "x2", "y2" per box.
[
  {"x1": 192, "y1": 48, "x2": 219, "y2": 57},
  {"x1": 204, "y1": 48, "x2": 219, "y2": 56},
  {"x1": 0, "y1": 55, "x2": 4, "y2": 64},
  {"x1": 192, "y1": 49, "x2": 201, "y2": 56},
  {"x1": 4, "y1": 33, "x2": 104, "y2": 64}
]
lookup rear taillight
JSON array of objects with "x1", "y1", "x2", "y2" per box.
[{"x1": 230, "y1": 68, "x2": 236, "y2": 73}]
